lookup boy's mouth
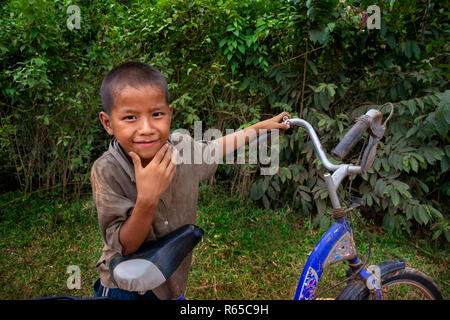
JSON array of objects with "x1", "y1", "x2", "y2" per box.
[{"x1": 133, "y1": 140, "x2": 159, "y2": 148}]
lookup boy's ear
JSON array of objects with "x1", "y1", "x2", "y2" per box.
[{"x1": 99, "y1": 111, "x2": 114, "y2": 135}]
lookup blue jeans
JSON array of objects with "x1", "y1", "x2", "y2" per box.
[{"x1": 93, "y1": 278, "x2": 160, "y2": 300}]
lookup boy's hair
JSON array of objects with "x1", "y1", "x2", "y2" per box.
[{"x1": 100, "y1": 62, "x2": 170, "y2": 114}]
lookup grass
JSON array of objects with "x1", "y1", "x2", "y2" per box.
[
  {"x1": 0, "y1": 185, "x2": 448, "y2": 300},
  {"x1": 0, "y1": 192, "x2": 102, "y2": 299}
]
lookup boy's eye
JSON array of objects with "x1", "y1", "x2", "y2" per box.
[
  {"x1": 153, "y1": 112, "x2": 164, "y2": 117},
  {"x1": 123, "y1": 115, "x2": 136, "y2": 120}
]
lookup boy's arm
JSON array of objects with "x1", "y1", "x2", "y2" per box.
[
  {"x1": 215, "y1": 112, "x2": 290, "y2": 157},
  {"x1": 118, "y1": 197, "x2": 157, "y2": 256},
  {"x1": 119, "y1": 144, "x2": 177, "y2": 256}
]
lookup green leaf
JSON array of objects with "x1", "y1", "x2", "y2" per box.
[
  {"x1": 307, "y1": 60, "x2": 318, "y2": 75},
  {"x1": 386, "y1": 34, "x2": 396, "y2": 49},
  {"x1": 406, "y1": 100, "x2": 416, "y2": 115},
  {"x1": 326, "y1": 85, "x2": 336, "y2": 97},
  {"x1": 402, "y1": 156, "x2": 410, "y2": 172},
  {"x1": 396, "y1": 186, "x2": 412, "y2": 199},
  {"x1": 318, "y1": 214, "x2": 331, "y2": 231},
  {"x1": 418, "y1": 206, "x2": 429, "y2": 225},
  {"x1": 406, "y1": 205, "x2": 414, "y2": 220},
  {"x1": 427, "y1": 205, "x2": 443, "y2": 219},
  {"x1": 262, "y1": 194, "x2": 270, "y2": 209},
  {"x1": 250, "y1": 182, "x2": 263, "y2": 200},
  {"x1": 435, "y1": 90, "x2": 450, "y2": 137},
  {"x1": 280, "y1": 168, "x2": 291, "y2": 183},
  {"x1": 262, "y1": 176, "x2": 270, "y2": 192},
  {"x1": 383, "y1": 214, "x2": 396, "y2": 230},
  {"x1": 285, "y1": 168, "x2": 292, "y2": 179},
  {"x1": 432, "y1": 229, "x2": 442, "y2": 240},
  {"x1": 308, "y1": 29, "x2": 328, "y2": 45},
  {"x1": 391, "y1": 180, "x2": 411, "y2": 191},
  {"x1": 300, "y1": 191, "x2": 311, "y2": 202},
  {"x1": 318, "y1": 92, "x2": 330, "y2": 110},
  {"x1": 410, "y1": 157, "x2": 419, "y2": 173},
  {"x1": 441, "y1": 156, "x2": 449, "y2": 173},
  {"x1": 411, "y1": 42, "x2": 420, "y2": 59},
  {"x1": 375, "y1": 178, "x2": 387, "y2": 195},
  {"x1": 413, "y1": 205, "x2": 429, "y2": 225},
  {"x1": 415, "y1": 179, "x2": 429, "y2": 193},
  {"x1": 363, "y1": 193, "x2": 373, "y2": 206},
  {"x1": 437, "y1": 90, "x2": 450, "y2": 123},
  {"x1": 404, "y1": 41, "x2": 412, "y2": 59},
  {"x1": 410, "y1": 152, "x2": 425, "y2": 165},
  {"x1": 267, "y1": 186, "x2": 277, "y2": 200},
  {"x1": 390, "y1": 188, "x2": 400, "y2": 206},
  {"x1": 415, "y1": 98, "x2": 425, "y2": 111},
  {"x1": 271, "y1": 181, "x2": 280, "y2": 192},
  {"x1": 381, "y1": 158, "x2": 390, "y2": 172},
  {"x1": 390, "y1": 87, "x2": 397, "y2": 100}
]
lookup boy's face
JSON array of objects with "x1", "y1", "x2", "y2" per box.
[{"x1": 99, "y1": 85, "x2": 173, "y2": 167}]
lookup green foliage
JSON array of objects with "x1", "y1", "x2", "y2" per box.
[{"x1": 0, "y1": 0, "x2": 448, "y2": 243}]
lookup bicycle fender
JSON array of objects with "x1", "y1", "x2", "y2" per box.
[
  {"x1": 337, "y1": 260, "x2": 406, "y2": 300},
  {"x1": 369, "y1": 260, "x2": 406, "y2": 298},
  {"x1": 359, "y1": 260, "x2": 406, "y2": 292},
  {"x1": 374, "y1": 259, "x2": 406, "y2": 277}
]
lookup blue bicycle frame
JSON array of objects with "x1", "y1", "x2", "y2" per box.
[
  {"x1": 294, "y1": 216, "x2": 381, "y2": 300},
  {"x1": 284, "y1": 116, "x2": 383, "y2": 300}
]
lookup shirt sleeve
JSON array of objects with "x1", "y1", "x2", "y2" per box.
[
  {"x1": 90, "y1": 158, "x2": 135, "y2": 256},
  {"x1": 170, "y1": 132, "x2": 219, "y2": 182},
  {"x1": 193, "y1": 139, "x2": 219, "y2": 182}
]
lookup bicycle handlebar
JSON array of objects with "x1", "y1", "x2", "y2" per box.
[
  {"x1": 331, "y1": 111, "x2": 375, "y2": 161},
  {"x1": 251, "y1": 104, "x2": 393, "y2": 175},
  {"x1": 284, "y1": 117, "x2": 341, "y2": 172}
]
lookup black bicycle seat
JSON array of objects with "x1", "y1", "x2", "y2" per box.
[{"x1": 109, "y1": 224, "x2": 204, "y2": 292}]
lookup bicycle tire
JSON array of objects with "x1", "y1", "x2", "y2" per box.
[{"x1": 336, "y1": 267, "x2": 444, "y2": 300}]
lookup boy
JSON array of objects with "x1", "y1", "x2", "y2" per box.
[{"x1": 91, "y1": 62, "x2": 289, "y2": 300}]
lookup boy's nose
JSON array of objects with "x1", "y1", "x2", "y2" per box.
[{"x1": 138, "y1": 118, "x2": 155, "y2": 135}]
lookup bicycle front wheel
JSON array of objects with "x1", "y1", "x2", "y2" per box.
[{"x1": 337, "y1": 267, "x2": 443, "y2": 300}]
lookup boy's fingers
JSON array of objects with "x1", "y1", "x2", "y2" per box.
[
  {"x1": 160, "y1": 145, "x2": 173, "y2": 168},
  {"x1": 279, "y1": 122, "x2": 290, "y2": 130},
  {"x1": 128, "y1": 152, "x2": 142, "y2": 170},
  {"x1": 277, "y1": 112, "x2": 291, "y2": 130},
  {"x1": 160, "y1": 145, "x2": 179, "y2": 170},
  {"x1": 152, "y1": 143, "x2": 169, "y2": 164},
  {"x1": 277, "y1": 112, "x2": 291, "y2": 121}
]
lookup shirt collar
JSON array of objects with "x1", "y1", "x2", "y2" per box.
[{"x1": 109, "y1": 138, "x2": 136, "y2": 182}]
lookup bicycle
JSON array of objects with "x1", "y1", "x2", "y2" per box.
[
  {"x1": 279, "y1": 103, "x2": 443, "y2": 300},
  {"x1": 108, "y1": 103, "x2": 443, "y2": 300}
]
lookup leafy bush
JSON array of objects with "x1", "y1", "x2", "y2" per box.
[{"x1": 0, "y1": 0, "x2": 448, "y2": 241}]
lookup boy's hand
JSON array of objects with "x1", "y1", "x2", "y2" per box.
[
  {"x1": 256, "y1": 111, "x2": 291, "y2": 133},
  {"x1": 129, "y1": 144, "x2": 177, "y2": 208}
]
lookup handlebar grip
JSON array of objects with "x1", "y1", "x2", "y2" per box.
[{"x1": 331, "y1": 116, "x2": 370, "y2": 161}]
